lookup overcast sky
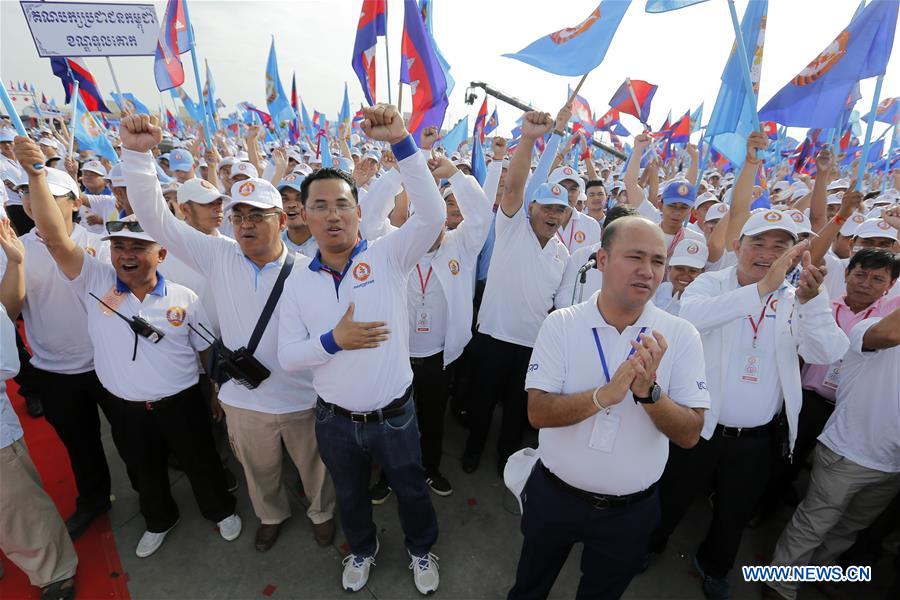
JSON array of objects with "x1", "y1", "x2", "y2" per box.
[{"x1": 2, "y1": 0, "x2": 897, "y2": 141}]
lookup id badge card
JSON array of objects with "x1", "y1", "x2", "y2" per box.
[
  {"x1": 740, "y1": 353, "x2": 761, "y2": 384},
  {"x1": 822, "y1": 360, "x2": 842, "y2": 391},
  {"x1": 588, "y1": 412, "x2": 621, "y2": 453},
  {"x1": 415, "y1": 309, "x2": 432, "y2": 333}
]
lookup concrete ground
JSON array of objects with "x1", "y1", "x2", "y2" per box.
[{"x1": 100, "y1": 413, "x2": 897, "y2": 599}]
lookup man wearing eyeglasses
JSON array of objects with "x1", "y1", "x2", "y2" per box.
[
  {"x1": 0, "y1": 155, "x2": 127, "y2": 543},
  {"x1": 12, "y1": 136, "x2": 240, "y2": 559},
  {"x1": 117, "y1": 114, "x2": 336, "y2": 554}
]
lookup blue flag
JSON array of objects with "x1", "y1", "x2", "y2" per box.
[
  {"x1": 419, "y1": 0, "x2": 455, "y2": 96},
  {"x1": 301, "y1": 101, "x2": 314, "y2": 136},
  {"x1": 73, "y1": 96, "x2": 118, "y2": 161},
  {"x1": 440, "y1": 116, "x2": 468, "y2": 154},
  {"x1": 266, "y1": 39, "x2": 293, "y2": 123},
  {"x1": 645, "y1": 0, "x2": 709, "y2": 12},
  {"x1": 471, "y1": 138, "x2": 487, "y2": 186},
  {"x1": 110, "y1": 92, "x2": 150, "y2": 115},
  {"x1": 758, "y1": 0, "x2": 899, "y2": 128},
  {"x1": 339, "y1": 82, "x2": 351, "y2": 129},
  {"x1": 504, "y1": 1, "x2": 631, "y2": 76},
  {"x1": 170, "y1": 87, "x2": 200, "y2": 123},
  {"x1": 706, "y1": 0, "x2": 768, "y2": 169}
]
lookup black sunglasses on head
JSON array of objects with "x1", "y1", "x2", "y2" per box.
[{"x1": 106, "y1": 220, "x2": 145, "y2": 234}]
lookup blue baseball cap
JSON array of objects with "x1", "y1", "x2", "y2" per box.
[
  {"x1": 532, "y1": 183, "x2": 570, "y2": 208},
  {"x1": 168, "y1": 148, "x2": 194, "y2": 172},
  {"x1": 661, "y1": 179, "x2": 696, "y2": 206}
]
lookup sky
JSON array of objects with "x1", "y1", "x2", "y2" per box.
[{"x1": 1, "y1": 0, "x2": 897, "y2": 142}]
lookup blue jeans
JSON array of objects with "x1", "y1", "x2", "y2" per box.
[{"x1": 314, "y1": 396, "x2": 438, "y2": 557}]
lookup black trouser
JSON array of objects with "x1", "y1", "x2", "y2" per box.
[
  {"x1": 649, "y1": 426, "x2": 778, "y2": 578},
  {"x1": 110, "y1": 383, "x2": 236, "y2": 533},
  {"x1": 12, "y1": 329, "x2": 40, "y2": 400},
  {"x1": 450, "y1": 279, "x2": 487, "y2": 418},
  {"x1": 35, "y1": 367, "x2": 135, "y2": 513},
  {"x1": 464, "y1": 333, "x2": 532, "y2": 465},
  {"x1": 5, "y1": 204, "x2": 35, "y2": 236},
  {"x1": 509, "y1": 465, "x2": 660, "y2": 600},
  {"x1": 411, "y1": 352, "x2": 450, "y2": 475}
]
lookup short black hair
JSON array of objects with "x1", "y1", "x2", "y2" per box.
[
  {"x1": 299, "y1": 168, "x2": 358, "y2": 206},
  {"x1": 585, "y1": 180, "x2": 606, "y2": 193},
  {"x1": 847, "y1": 248, "x2": 900, "y2": 281},
  {"x1": 601, "y1": 204, "x2": 638, "y2": 231}
]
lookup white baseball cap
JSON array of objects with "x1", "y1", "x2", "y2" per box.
[
  {"x1": 177, "y1": 178, "x2": 226, "y2": 205},
  {"x1": 106, "y1": 163, "x2": 126, "y2": 188},
  {"x1": 548, "y1": 166, "x2": 584, "y2": 191},
  {"x1": 0, "y1": 128, "x2": 15, "y2": 142},
  {"x1": 740, "y1": 209, "x2": 799, "y2": 240},
  {"x1": 772, "y1": 181, "x2": 791, "y2": 194},
  {"x1": 230, "y1": 161, "x2": 259, "y2": 179},
  {"x1": 44, "y1": 167, "x2": 80, "y2": 197},
  {"x1": 840, "y1": 212, "x2": 867, "y2": 237},
  {"x1": 704, "y1": 202, "x2": 730, "y2": 222},
  {"x1": 225, "y1": 178, "x2": 283, "y2": 212},
  {"x1": 693, "y1": 191, "x2": 718, "y2": 211},
  {"x1": 826, "y1": 193, "x2": 843, "y2": 206},
  {"x1": 784, "y1": 209, "x2": 813, "y2": 235},
  {"x1": 218, "y1": 157, "x2": 237, "y2": 170},
  {"x1": 101, "y1": 214, "x2": 156, "y2": 243},
  {"x1": 827, "y1": 178, "x2": 850, "y2": 192},
  {"x1": 853, "y1": 218, "x2": 898, "y2": 242},
  {"x1": 292, "y1": 163, "x2": 312, "y2": 176},
  {"x1": 669, "y1": 238, "x2": 708, "y2": 269},
  {"x1": 82, "y1": 160, "x2": 107, "y2": 176}
]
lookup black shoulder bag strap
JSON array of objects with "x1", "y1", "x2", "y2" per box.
[{"x1": 247, "y1": 251, "x2": 295, "y2": 354}]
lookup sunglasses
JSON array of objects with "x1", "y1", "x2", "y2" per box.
[{"x1": 106, "y1": 220, "x2": 145, "y2": 234}]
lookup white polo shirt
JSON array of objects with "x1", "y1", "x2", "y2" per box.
[
  {"x1": 819, "y1": 317, "x2": 900, "y2": 473},
  {"x1": 478, "y1": 206, "x2": 568, "y2": 347},
  {"x1": 0, "y1": 155, "x2": 24, "y2": 206},
  {"x1": 555, "y1": 208, "x2": 601, "y2": 255},
  {"x1": 554, "y1": 242, "x2": 603, "y2": 309},
  {"x1": 276, "y1": 140, "x2": 446, "y2": 412},
  {"x1": 122, "y1": 149, "x2": 317, "y2": 414},
  {"x1": 526, "y1": 292, "x2": 709, "y2": 495},
  {"x1": 282, "y1": 230, "x2": 319, "y2": 258},
  {"x1": 14, "y1": 225, "x2": 105, "y2": 374},
  {"x1": 65, "y1": 257, "x2": 209, "y2": 401}
]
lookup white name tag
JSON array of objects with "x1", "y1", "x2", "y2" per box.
[
  {"x1": 741, "y1": 353, "x2": 761, "y2": 384},
  {"x1": 415, "y1": 309, "x2": 432, "y2": 333},
  {"x1": 588, "y1": 412, "x2": 621, "y2": 453},
  {"x1": 822, "y1": 360, "x2": 842, "y2": 391}
]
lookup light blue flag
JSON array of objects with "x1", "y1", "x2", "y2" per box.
[
  {"x1": 111, "y1": 92, "x2": 150, "y2": 115},
  {"x1": 170, "y1": 88, "x2": 200, "y2": 123},
  {"x1": 645, "y1": 0, "x2": 709, "y2": 12},
  {"x1": 439, "y1": 116, "x2": 468, "y2": 154},
  {"x1": 73, "y1": 96, "x2": 118, "y2": 162},
  {"x1": 690, "y1": 103, "x2": 704, "y2": 132},
  {"x1": 319, "y1": 136, "x2": 334, "y2": 168},
  {"x1": 471, "y1": 136, "x2": 487, "y2": 186},
  {"x1": 339, "y1": 83, "x2": 351, "y2": 129},
  {"x1": 266, "y1": 38, "x2": 294, "y2": 123},
  {"x1": 706, "y1": 0, "x2": 768, "y2": 169},
  {"x1": 503, "y1": 0, "x2": 632, "y2": 76}
]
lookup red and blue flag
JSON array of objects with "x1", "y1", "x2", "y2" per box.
[
  {"x1": 50, "y1": 57, "x2": 111, "y2": 113},
  {"x1": 352, "y1": 0, "x2": 386, "y2": 106},
  {"x1": 485, "y1": 109, "x2": 499, "y2": 136},
  {"x1": 400, "y1": 0, "x2": 448, "y2": 143},
  {"x1": 608, "y1": 79, "x2": 657, "y2": 124},
  {"x1": 153, "y1": 0, "x2": 190, "y2": 92}
]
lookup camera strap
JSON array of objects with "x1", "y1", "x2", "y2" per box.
[{"x1": 247, "y1": 251, "x2": 295, "y2": 355}]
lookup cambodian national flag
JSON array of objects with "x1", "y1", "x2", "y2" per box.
[
  {"x1": 290, "y1": 72, "x2": 299, "y2": 114},
  {"x1": 503, "y1": 0, "x2": 632, "y2": 76},
  {"x1": 400, "y1": 0, "x2": 448, "y2": 143},
  {"x1": 166, "y1": 109, "x2": 178, "y2": 133},
  {"x1": 761, "y1": 121, "x2": 779, "y2": 139},
  {"x1": 352, "y1": 0, "x2": 386, "y2": 106},
  {"x1": 569, "y1": 87, "x2": 594, "y2": 128},
  {"x1": 608, "y1": 79, "x2": 657, "y2": 124},
  {"x1": 862, "y1": 96, "x2": 900, "y2": 125},
  {"x1": 758, "y1": 0, "x2": 899, "y2": 128},
  {"x1": 50, "y1": 57, "x2": 111, "y2": 113},
  {"x1": 751, "y1": 163, "x2": 770, "y2": 210},
  {"x1": 473, "y1": 98, "x2": 488, "y2": 144},
  {"x1": 471, "y1": 103, "x2": 487, "y2": 186},
  {"x1": 668, "y1": 111, "x2": 691, "y2": 144},
  {"x1": 153, "y1": 0, "x2": 190, "y2": 92},
  {"x1": 485, "y1": 109, "x2": 499, "y2": 136},
  {"x1": 596, "y1": 107, "x2": 620, "y2": 131}
]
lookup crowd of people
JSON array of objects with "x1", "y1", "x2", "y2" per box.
[{"x1": 0, "y1": 100, "x2": 898, "y2": 600}]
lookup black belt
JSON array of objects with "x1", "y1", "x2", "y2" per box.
[
  {"x1": 319, "y1": 386, "x2": 412, "y2": 424},
  {"x1": 113, "y1": 382, "x2": 200, "y2": 411},
  {"x1": 540, "y1": 462, "x2": 656, "y2": 510},
  {"x1": 715, "y1": 418, "x2": 776, "y2": 439}
]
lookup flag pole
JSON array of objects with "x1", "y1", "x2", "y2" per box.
[
  {"x1": 181, "y1": 0, "x2": 212, "y2": 147},
  {"x1": 384, "y1": 1, "x2": 392, "y2": 104},
  {"x1": 855, "y1": 75, "x2": 884, "y2": 192},
  {"x1": 67, "y1": 80, "x2": 80, "y2": 158},
  {"x1": 104, "y1": 57, "x2": 127, "y2": 114},
  {"x1": 397, "y1": 82, "x2": 403, "y2": 113},
  {"x1": 726, "y1": 0, "x2": 760, "y2": 132},
  {"x1": 0, "y1": 81, "x2": 43, "y2": 169},
  {"x1": 567, "y1": 73, "x2": 589, "y2": 105}
]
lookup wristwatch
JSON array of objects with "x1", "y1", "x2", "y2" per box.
[{"x1": 633, "y1": 382, "x2": 661, "y2": 404}]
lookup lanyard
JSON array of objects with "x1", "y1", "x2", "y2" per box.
[
  {"x1": 667, "y1": 228, "x2": 686, "y2": 258},
  {"x1": 834, "y1": 304, "x2": 874, "y2": 331},
  {"x1": 749, "y1": 295, "x2": 773, "y2": 348},
  {"x1": 556, "y1": 222, "x2": 576, "y2": 249},
  {"x1": 592, "y1": 326, "x2": 647, "y2": 384},
  {"x1": 416, "y1": 264, "x2": 433, "y2": 305}
]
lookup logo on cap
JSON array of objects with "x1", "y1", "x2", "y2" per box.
[
  {"x1": 764, "y1": 211, "x2": 782, "y2": 222},
  {"x1": 239, "y1": 163, "x2": 249, "y2": 172},
  {"x1": 686, "y1": 243, "x2": 699, "y2": 255},
  {"x1": 678, "y1": 184, "x2": 688, "y2": 197},
  {"x1": 877, "y1": 220, "x2": 891, "y2": 230},
  {"x1": 166, "y1": 306, "x2": 186, "y2": 327},
  {"x1": 563, "y1": 167, "x2": 573, "y2": 175},
  {"x1": 200, "y1": 180, "x2": 214, "y2": 190},
  {"x1": 448, "y1": 259, "x2": 460, "y2": 275},
  {"x1": 853, "y1": 214, "x2": 865, "y2": 223},
  {"x1": 551, "y1": 184, "x2": 561, "y2": 196},
  {"x1": 717, "y1": 204, "x2": 728, "y2": 213},
  {"x1": 352, "y1": 262, "x2": 371, "y2": 282},
  {"x1": 85, "y1": 246, "x2": 97, "y2": 257},
  {"x1": 238, "y1": 181, "x2": 256, "y2": 197},
  {"x1": 790, "y1": 212, "x2": 804, "y2": 223},
  {"x1": 574, "y1": 231, "x2": 585, "y2": 243}
]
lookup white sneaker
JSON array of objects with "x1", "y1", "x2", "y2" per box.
[
  {"x1": 408, "y1": 551, "x2": 440, "y2": 595},
  {"x1": 217, "y1": 514, "x2": 242, "y2": 541},
  {"x1": 135, "y1": 520, "x2": 178, "y2": 558},
  {"x1": 342, "y1": 538, "x2": 379, "y2": 592}
]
